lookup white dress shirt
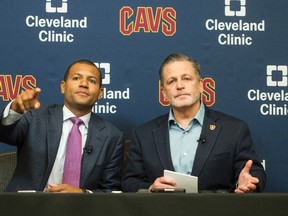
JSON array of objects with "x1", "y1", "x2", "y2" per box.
[{"x1": 2, "y1": 102, "x2": 91, "y2": 187}]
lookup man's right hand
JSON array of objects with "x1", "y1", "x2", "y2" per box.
[
  {"x1": 149, "y1": 176, "x2": 176, "y2": 191},
  {"x1": 11, "y1": 88, "x2": 41, "y2": 114}
]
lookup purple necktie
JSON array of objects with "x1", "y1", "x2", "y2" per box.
[{"x1": 62, "y1": 117, "x2": 83, "y2": 187}]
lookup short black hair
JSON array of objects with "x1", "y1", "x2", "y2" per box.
[{"x1": 63, "y1": 59, "x2": 102, "y2": 87}]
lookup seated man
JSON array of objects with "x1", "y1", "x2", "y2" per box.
[
  {"x1": 123, "y1": 53, "x2": 266, "y2": 193},
  {"x1": 0, "y1": 59, "x2": 124, "y2": 193}
]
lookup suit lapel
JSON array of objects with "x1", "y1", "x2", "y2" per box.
[
  {"x1": 153, "y1": 115, "x2": 174, "y2": 171},
  {"x1": 80, "y1": 113, "x2": 106, "y2": 185},
  {"x1": 41, "y1": 105, "x2": 63, "y2": 187},
  {"x1": 192, "y1": 108, "x2": 221, "y2": 177}
]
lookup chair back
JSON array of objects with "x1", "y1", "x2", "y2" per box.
[{"x1": 0, "y1": 152, "x2": 17, "y2": 192}]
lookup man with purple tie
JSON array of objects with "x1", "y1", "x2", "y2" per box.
[{"x1": 0, "y1": 60, "x2": 124, "y2": 193}]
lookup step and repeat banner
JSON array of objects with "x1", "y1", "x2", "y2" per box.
[{"x1": 0, "y1": 0, "x2": 287, "y2": 192}]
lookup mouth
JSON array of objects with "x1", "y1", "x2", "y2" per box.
[
  {"x1": 175, "y1": 93, "x2": 190, "y2": 98},
  {"x1": 76, "y1": 91, "x2": 89, "y2": 96}
]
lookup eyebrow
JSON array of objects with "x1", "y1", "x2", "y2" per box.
[
  {"x1": 72, "y1": 73, "x2": 98, "y2": 79},
  {"x1": 166, "y1": 73, "x2": 192, "y2": 79}
]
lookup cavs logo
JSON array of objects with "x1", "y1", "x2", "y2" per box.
[
  {"x1": 0, "y1": 75, "x2": 36, "y2": 101},
  {"x1": 119, "y1": 6, "x2": 176, "y2": 36},
  {"x1": 159, "y1": 78, "x2": 216, "y2": 107}
]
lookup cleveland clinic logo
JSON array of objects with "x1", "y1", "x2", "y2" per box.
[
  {"x1": 266, "y1": 65, "x2": 288, "y2": 87},
  {"x1": 92, "y1": 62, "x2": 131, "y2": 114},
  {"x1": 205, "y1": 0, "x2": 265, "y2": 46},
  {"x1": 95, "y1": 63, "x2": 110, "y2": 85},
  {"x1": 46, "y1": 0, "x2": 68, "y2": 13},
  {"x1": 25, "y1": 0, "x2": 87, "y2": 42},
  {"x1": 247, "y1": 65, "x2": 288, "y2": 116},
  {"x1": 225, "y1": 0, "x2": 246, "y2": 17}
]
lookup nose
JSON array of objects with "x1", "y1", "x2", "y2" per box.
[
  {"x1": 79, "y1": 78, "x2": 88, "y2": 87},
  {"x1": 176, "y1": 79, "x2": 184, "y2": 90}
]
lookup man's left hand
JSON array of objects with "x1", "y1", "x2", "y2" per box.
[
  {"x1": 44, "y1": 184, "x2": 83, "y2": 193},
  {"x1": 235, "y1": 160, "x2": 259, "y2": 193}
]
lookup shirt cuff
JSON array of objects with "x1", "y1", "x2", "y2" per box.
[{"x1": 2, "y1": 101, "x2": 23, "y2": 125}]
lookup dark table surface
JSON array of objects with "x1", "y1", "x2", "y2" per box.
[{"x1": 0, "y1": 192, "x2": 287, "y2": 216}]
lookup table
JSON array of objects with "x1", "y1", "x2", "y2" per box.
[{"x1": 0, "y1": 193, "x2": 287, "y2": 216}]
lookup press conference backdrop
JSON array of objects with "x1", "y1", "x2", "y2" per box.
[{"x1": 0, "y1": 0, "x2": 287, "y2": 192}]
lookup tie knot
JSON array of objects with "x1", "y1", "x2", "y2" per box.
[{"x1": 70, "y1": 117, "x2": 83, "y2": 126}]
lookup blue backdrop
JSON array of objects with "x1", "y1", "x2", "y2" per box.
[{"x1": 1, "y1": 0, "x2": 287, "y2": 192}]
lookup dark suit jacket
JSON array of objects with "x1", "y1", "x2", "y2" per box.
[
  {"x1": 0, "y1": 104, "x2": 124, "y2": 192},
  {"x1": 123, "y1": 107, "x2": 266, "y2": 192}
]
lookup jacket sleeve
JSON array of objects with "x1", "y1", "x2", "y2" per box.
[{"x1": 122, "y1": 129, "x2": 152, "y2": 192}]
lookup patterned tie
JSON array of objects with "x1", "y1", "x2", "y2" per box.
[{"x1": 62, "y1": 117, "x2": 83, "y2": 187}]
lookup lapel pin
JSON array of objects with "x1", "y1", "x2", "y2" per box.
[{"x1": 210, "y1": 125, "x2": 216, "y2": 131}]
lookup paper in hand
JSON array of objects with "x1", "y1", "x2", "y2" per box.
[{"x1": 164, "y1": 170, "x2": 198, "y2": 193}]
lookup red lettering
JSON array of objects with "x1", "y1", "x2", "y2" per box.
[
  {"x1": 0, "y1": 75, "x2": 37, "y2": 101},
  {"x1": 22, "y1": 75, "x2": 36, "y2": 91},
  {"x1": 119, "y1": 6, "x2": 133, "y2": 35},
  {"x1": 147, "y1": 7, "x2": 162, "y2": 32},
  {"x1": 134, "y1": 7, "x2": 150, "y2": 32},
  {"x1": 162, "y1": 7, "x2": 176, "y2": 36},
  {"x1": 202, "y1": 78, "x2": 216, "y2": 107},
  {"x1": 0, "y1": 75, "x2": 9, "y2": 101},
  {"x1": 6, "y1": 75, "x2": 22, "y2": 100},
  {"x1": 119, "y1": 6, "x2": 176, "y2": 36}
]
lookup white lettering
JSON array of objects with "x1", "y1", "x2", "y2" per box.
[
  {"x1": 205, "y1": 19, "x2": 265, "y2": 32},
  {"x1": 93, "y1": 102, "x2": 117, "y2": 114},
  {"x1": 248, "y1": 89, "x2": 288, "y2": 101},
  {"x1": 26, "y1": 16, "x2": 87, "y2": 28},
  {"x1": 102, "y1": 88, "x2": 130, "y2": 99},
  {"x1": 218, "y1": 33, "x2": 252, "y2": 45},
  {"x1": 39, "y1": 30, "x2": 74, "y2": 42},
  {"x1": 260, "y1": 104, "x2": 288, "y2": 116}
]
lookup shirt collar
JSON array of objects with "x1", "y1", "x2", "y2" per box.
[
  {"x1": 63, "y1": 105, "x2": 91, "y2": 128},
  {"x1": 168, "y1": 101, "x2": 205, "y2": 127}
]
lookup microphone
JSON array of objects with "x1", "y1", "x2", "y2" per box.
[
  {"x1": 83, "y1": 145, "x2": 93, "y2": 154},
  {"x1": 197, "y1": 136, "x2": 206, "y2": 144}
]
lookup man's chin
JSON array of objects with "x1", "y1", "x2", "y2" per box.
[
  {"x1": 75, "y1": 100, "x2": 95, "y2": 109},
  {"x1": 170, "y1": 100, "x2": 199, "y2": 109},
  {"x1": 171, "y1": 103, "x2": 192, "y2": 109}
]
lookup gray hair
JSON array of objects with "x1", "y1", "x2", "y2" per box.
[{"x1": 159, "y1": 53, "x2": 201, "y2": 86}]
